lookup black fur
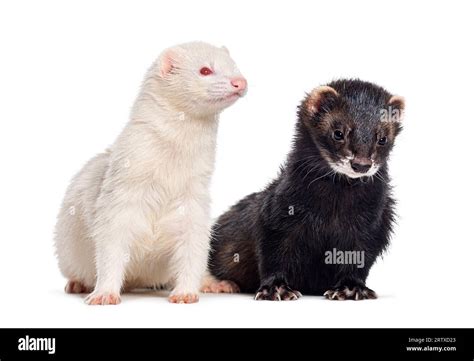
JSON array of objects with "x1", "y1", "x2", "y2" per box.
[{"x1": 209, "y1": 79, "x2": 403, "y2": 300}]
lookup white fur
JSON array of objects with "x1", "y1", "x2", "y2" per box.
[
  {"x1": 328, "y1": 154, "x2": 380, "y2": 179},
  {"x1": 54, "y1": 42, "x2": 245, "y2": 304}
]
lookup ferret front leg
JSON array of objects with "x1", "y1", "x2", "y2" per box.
[
  {"x1": 255, "y1": 235, "x2": 302, "y2": 301},
  {"x1": 85, "y1": 222, "x2": 132, "y2": 306},
  {"x1": 168, "y1": 201, "x2": 211, "y2": 304}
]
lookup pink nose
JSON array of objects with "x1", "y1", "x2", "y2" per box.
[{"x1": 230, "y1": 77, "x2": 247, "y2": 91}]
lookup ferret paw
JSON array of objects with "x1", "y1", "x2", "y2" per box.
[
  {"x1": 201, "y1": 280, "x2": 240, "y2": 294},
  {"x1": 324, "y1": 286, "x2": 377, "y2": 301},
  {"x1": 65, "y1": 280, "x2": 92, "y2": 294},
  {"x1": 168, "y1": 293, "x2": 199, "y2": 304},
  {"x1": 85, "y1": 292, "x2": 121, "y2": 305},
  {"x1": 255, "y1": 284, "x2": 302, "y2": 301}
]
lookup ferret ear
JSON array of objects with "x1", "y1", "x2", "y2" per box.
[
  {"x1": 158, "y1": 48, "x2": 180, "y2": 78},
  {"x1": 388, "y1": 95, "x2": 405, "y2": 111},
  {"x1": 305, "y1": 86, "x2": 339, "y2": 116},
  {"x1": 221, "y1": 46, "x2": 230, "y2": 54},
  {"x1": 386, "y1": 95, "x2": 405, "y2": 122}
]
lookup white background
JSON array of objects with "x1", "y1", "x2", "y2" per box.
[{"x1": 1, "y1": 0, "x2": 473, "y2": 328}]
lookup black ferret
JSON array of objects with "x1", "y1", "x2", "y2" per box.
[{"x1": 207, "y1": 79, "x2": 404, "y2": 300}]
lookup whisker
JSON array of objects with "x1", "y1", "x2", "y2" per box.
[
  {"x1": 293, "y1": 156, "x2": 318, "y2": 175},
  {"x1": 307, "y1": 170, "x2": 334, "y2": 189},
  {"x1": 302, "y1": 163, "x2": 320, "y2": 181},
  {"x1": 374, "y1": 173, "x2": 387, "y2": 184}
]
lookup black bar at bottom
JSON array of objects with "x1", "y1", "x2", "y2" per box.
[{"x1": 0, "y1": 328, "x2": 472, "y2": 360}]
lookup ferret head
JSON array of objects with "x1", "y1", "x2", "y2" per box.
[
  {"x1": 299, "y1": 79, "x2": 404, "y2": 179},
  {"x1": 151, "y1": 41, "x2": 247, "y2": 117}
]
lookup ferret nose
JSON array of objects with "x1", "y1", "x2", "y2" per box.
[
  {"x1": 350, "y1": 157, "x2": 372, "y2": 173},
  {"x1": 230, "y1": 77, "x2": 247, "y2": 91}
]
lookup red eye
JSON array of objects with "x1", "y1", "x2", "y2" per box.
[{"x1": 199, "y1": 67, "x2": 213, "y2": 76}]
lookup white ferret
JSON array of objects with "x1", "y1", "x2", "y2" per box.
[{"x1": 54, "y1": 42, "x2": 247, "y2": 305}]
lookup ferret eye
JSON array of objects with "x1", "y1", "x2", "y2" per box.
[
  {"x1": 199, "y1": 67, "x2": 213, "y2": 76},
  {"x1": 333, "y1": 130, "x2": 344, "y2": 141},
  {"x1": 378, "y1": 136, "x2": 387, "y2": 145}
]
